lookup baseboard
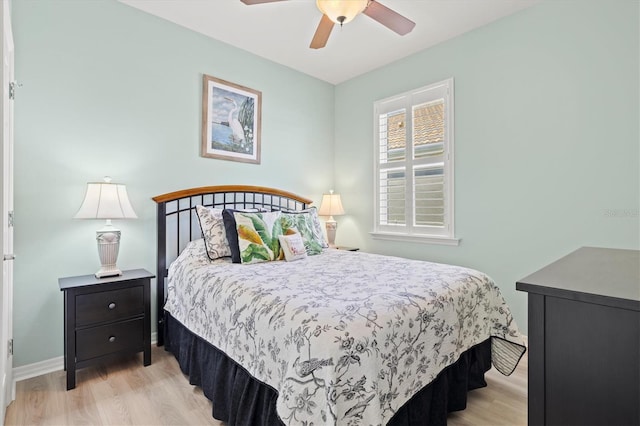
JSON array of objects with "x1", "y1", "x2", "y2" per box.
[
  {"x1": 11, "y1": 332, "x2": 158, "y2": 386},
  {"x1": 12, "y1": 356, "x2": 63, "y2": 383}
]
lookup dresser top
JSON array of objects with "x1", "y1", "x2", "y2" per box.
[
  {"x1": 59, "y1": 268, "x2": 155, "y2": 290},
  {"x1": 517, "y1": 247, "x2": 640, "y2": 310}
]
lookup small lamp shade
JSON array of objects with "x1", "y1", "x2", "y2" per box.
[
  {"x1": 318, "y1": 192, "x2": 345, "y2": 218},
  {"x1": 74, "y1": 177, "x2": 137, "y2": 278},
  {"x1": 318, "y1": 190, "x2": 345, "y2": 247}
]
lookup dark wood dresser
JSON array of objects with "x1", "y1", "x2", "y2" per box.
[
  {"x1": 59, "y1": 269, "x2": 154, "y2": 390},
  {"x1": 516, "y1": 247, "x2": 639, "y2": 426}
]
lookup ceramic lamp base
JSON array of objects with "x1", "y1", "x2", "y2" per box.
[
  {"x1": 325, "y1": 219, "x2": 337, "y2": 247},
  {"x1": 95, "y1": 223, "x2": 122, "y2": 278},
  {"x1": 95, "y1": 267, "x2": 122, "y2": 279}
]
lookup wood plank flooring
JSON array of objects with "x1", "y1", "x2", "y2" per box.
[{"x1": 5, "y1": 345, "x2": 527, "y2": 425}]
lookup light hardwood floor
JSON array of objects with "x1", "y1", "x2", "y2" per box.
[{"x1": 5, "y1": 345, "x2": 527, "y2": 425}]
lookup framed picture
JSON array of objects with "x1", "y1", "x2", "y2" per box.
[{"x1": 201, "y1": 74, "x2": 262, "y2": 164}]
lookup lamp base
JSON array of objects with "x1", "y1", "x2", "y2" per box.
[
  {"x1": 95, "y1": 267, "x2": 122, "y2": 279},
  {"x1": 95, "y1": 222, "x2": 122, "y2": 279},
  {"x1": 325, "y1": 219, "x2": 337, "y2": 247}
]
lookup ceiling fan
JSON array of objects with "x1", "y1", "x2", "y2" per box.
[{"x1": 240, "y1": 0, "x2": 416, "y2": 49}]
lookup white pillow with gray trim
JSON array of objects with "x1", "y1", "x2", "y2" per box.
[{"x1": 195, "y1": 205, "x2": 231, "y2": 260}]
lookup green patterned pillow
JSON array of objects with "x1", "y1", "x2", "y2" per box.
[
  {"x1": 281, "y1": 208, "x2": 325, "y2": 255},
  {"x1": 233, "y1": 211, "x2": 284, "y2": 264}
]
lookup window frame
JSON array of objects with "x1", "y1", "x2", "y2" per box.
[{"x1": 371, "y1": 78, "x2": 459, "y2": 246}]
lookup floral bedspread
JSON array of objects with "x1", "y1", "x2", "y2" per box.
[{"x1": 165, "y1": 240, "x2": 526, "y2": 426}]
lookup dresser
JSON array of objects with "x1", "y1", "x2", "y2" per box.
[
  {"x1": 59, "y1": 269, "x2": 154, "y2": 390},
  {"x1": 516, "y1": 247, "x2": 640, "y2": 426}
]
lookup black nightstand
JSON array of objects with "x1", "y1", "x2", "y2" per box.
[
  {"x1": 335, "y1": 246, "x2": 359, "y2": 251},
  {"x1": 58, "y1": 269, "x2": 154, "y2": 390}
]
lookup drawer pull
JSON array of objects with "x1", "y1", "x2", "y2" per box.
[
  {"x1": 108, "y1": 336, "x2": 116, "y2": 343},
  {"x1": 108, "y1": 302, "x2": 116, "y2": 310}
]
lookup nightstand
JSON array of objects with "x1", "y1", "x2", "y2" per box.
[
  {"x1": 334, "y1": 246, "x2": 359, "y2": 251},
  {"x1": 58, "y1": 268, "x2": 154, "y2": 390}
]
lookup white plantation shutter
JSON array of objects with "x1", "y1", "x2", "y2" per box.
[
  {"x1": 373, "y1": 79, "x2": 455, "y2": 241},
  {"x1": 414, "y1": 165, "x2": 444, "y2": 227},
  {"x1": 379, "y1": 168, "x2": 405, "y2": 225}
]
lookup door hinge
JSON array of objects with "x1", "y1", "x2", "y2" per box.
[
  {"x1": 8, "y1": 339, "x2": 13, "y2": 357},
  {"x1": 8, "y1": 81, "x2": 21, "y2": 100},
  {"x1": 8, "y1": 211, "x2": 13, "y2": 227}
]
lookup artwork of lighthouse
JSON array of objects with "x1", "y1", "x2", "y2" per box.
[{"x1": 201, "y1": 74, "x2": 262, "y2": 164}]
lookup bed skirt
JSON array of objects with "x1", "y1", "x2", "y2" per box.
[{"x1": 164, "y1": 312, "x2": 492, "y2": 426}]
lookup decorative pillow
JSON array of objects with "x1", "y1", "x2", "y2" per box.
[
  {"x1": 278, "y1": 232, "x2": 307, "y2": 262},
  {"x1": 281, "y1": 207, "x2": 327, "y2": 255},
  {"x1": 221, "y1": 209, "x2": 248, "y2": 263},
  {"x1": 195, "y1": 205, "x2": 230, "y2": 260},
  {"x1": 297, "y1": 207, "x2": 328, "y2": 248},
  {"x1": 219, "y1": 208, "x2": 262, "y2": 263},
  {"x1": 233, "y1": 211, "x2": 284, "y2": 264}
]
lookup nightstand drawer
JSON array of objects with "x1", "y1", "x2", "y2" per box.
[
  {"x1": 76, "y1": 286, "x2": 144, "y2": 326},
  {"x1": 76, "y1": 317, "x2": 144, "y2": 361}
]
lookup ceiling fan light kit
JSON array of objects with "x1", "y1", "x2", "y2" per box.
[
  {"x1": 316, "y1": 0, "x2": 368, "y2": 25},
  {"x1": 241, "y1": 0, "x2": 415, "y2": 49}
]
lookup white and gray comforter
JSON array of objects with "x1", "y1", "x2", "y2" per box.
[{"x1": 165, "y1": 240, "x2": 526, "y2": 426}]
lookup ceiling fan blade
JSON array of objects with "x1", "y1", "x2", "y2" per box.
[
  {"x1": 240, "y1": 0, "x2": 287, "y2": 5},
  {"x1": 310, "y1": 14, "x2": 334, "y2": 49},
  {"x1": 363, "y1": 0, "x2": 416, "y2": 36}
]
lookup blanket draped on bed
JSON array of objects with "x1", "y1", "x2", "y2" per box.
[
  {"x1": 164, "y1": 313, "x2": 493, "y2": 425},
  {"x1": 165, "y1": 240, "x2": 525, "y2": 425}
]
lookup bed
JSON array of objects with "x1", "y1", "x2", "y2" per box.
[{"x1": 153, "y1": 185, "x2": 526, "y2": 426}]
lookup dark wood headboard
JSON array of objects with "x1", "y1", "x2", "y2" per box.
[{"x1": 152, "y1": 185, "x2": 313, "y2": 345}]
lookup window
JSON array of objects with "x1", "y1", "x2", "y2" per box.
[{"x1": 372, "y1": 78, "x2": 458, "y2": 245}]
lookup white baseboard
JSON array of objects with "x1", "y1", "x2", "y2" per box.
[
  {"x1": 11, "y1": 332, "x2": 158, "y2": 387},
  {"x1": 12, "y1": 356, "x2": 63, "y2": 383}
]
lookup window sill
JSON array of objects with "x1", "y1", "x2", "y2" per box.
[{"x1": 370, "y1": 232, "x2": 461, "y2": 246}]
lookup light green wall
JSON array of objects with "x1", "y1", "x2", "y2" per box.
[
  {"x1": 12, "y1": 0, "x2": 334, "y2": 366},
  {"x1": 334, "y1": 0, "x2": 640, "y2": 334}
]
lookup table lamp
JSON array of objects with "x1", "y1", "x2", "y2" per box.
[
  {"x1": 74, "y1": 177, "x2": 137, "y2": 278},
  {"x1": 318, "y1": 190, "x2": 345, "y2": 247}
]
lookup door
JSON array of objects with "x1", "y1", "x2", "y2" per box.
[{"x1": 0, "y1": 0, "x2": 14, "y2": 420}]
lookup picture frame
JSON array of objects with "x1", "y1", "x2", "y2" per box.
[{"x1": 201, "y1": 74, "x2": 262, "y2": 164}]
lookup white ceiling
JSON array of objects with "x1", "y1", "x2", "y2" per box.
[{"x1": 120, "y1": 0, "x2": 539, "y2": 85}]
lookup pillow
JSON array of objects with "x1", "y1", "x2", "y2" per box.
[
  {"x1": 292, "y1": 207, "x2": 328, "y2": 248},
  {"x1": 215, "y1": 209, "x2": 264, "y2": 263},
  {"x1": 195, "y1": 205, "x2": 230, "y2": 260},
  {"x1": 280, "y1": 207, "x2": 327, "y2": 255},
  {"x1": 222, "y1": 209, "x2": 258, "y2": 263},
  {"x1": 278, "y1": 232, "x2": 307, "y2": 262},
  {"x1": 233, "y1": 211, "x2": 284, "y2": 264}
]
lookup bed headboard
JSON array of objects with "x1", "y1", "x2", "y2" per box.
[{"x1": 152, "y1": 185, "x2": 313, "y2": 345}]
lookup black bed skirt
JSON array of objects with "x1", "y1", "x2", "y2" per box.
[{"x1": 164, "y1": 312, "x2": 492, "y2": 426}]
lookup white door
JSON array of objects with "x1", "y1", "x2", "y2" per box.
[{"x1": 0, "y1": 0, "x2": 14, "y2": 420}]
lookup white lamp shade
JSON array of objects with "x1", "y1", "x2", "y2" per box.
[
  {"x1": 318, "y1": 193, "x2": 345, "y2": 217},
  {"x1": 74, "y1": 181, "x2": 137, "y2": 219},
  {"x1": 316, "y1": 0, "x2": 368, "y2": 25}
]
